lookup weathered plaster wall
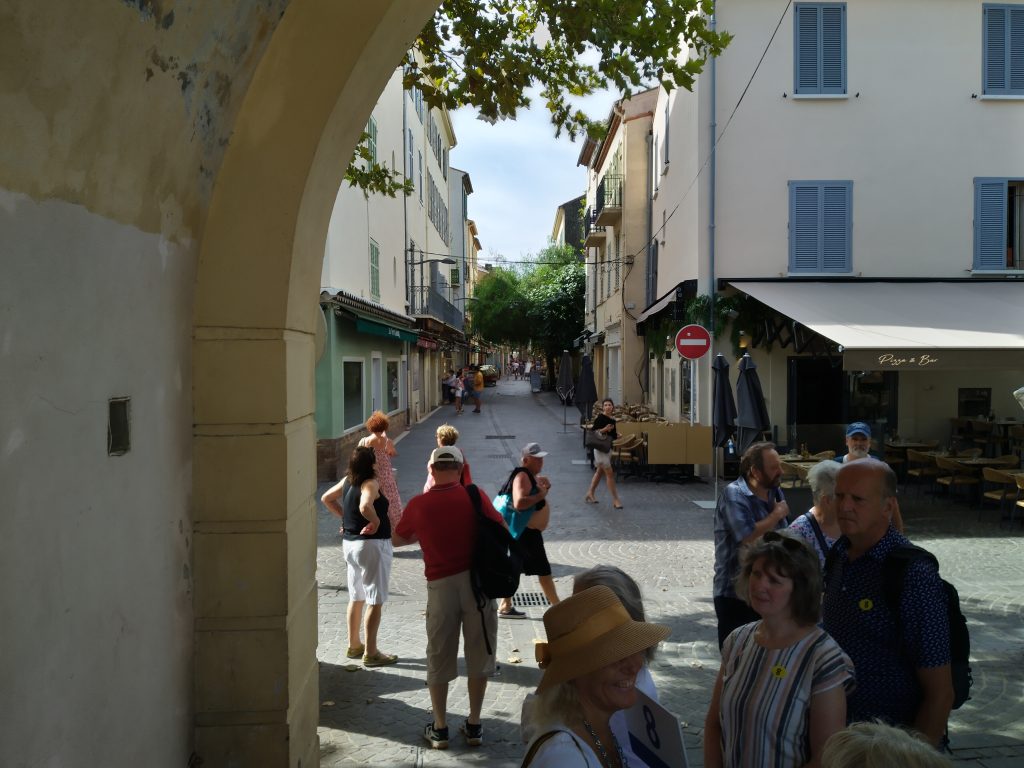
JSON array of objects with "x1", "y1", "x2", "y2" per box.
[
  {"x1": 0, "y1": 0, "x2": 288, "y2": 239},
  {"x1": 0, "y1": 189, "x2": 195, "y2": 763}
]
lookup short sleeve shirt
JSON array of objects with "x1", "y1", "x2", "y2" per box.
[
  {"x1": 822, "y1": 527, "x2": 951, "y2": 726},
  {"x1": 713, "y1": 477, "x2": 786, "y2": 598},
  {"x1": 787, "y1": 511, "x2": 837, "y2": 569},
  {"x1": 718, "y1": 623, "x2": 855, "y2": 768}
]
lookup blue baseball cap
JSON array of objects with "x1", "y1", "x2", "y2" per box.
[{"x1": 846, "y1": 422, "x2": 872, "y2": 438}]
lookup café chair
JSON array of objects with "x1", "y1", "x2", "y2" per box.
[
  {"x1": 935, "y1": 456, "x2": 981, "y2": 504},
  {"x1": 1015, "y1": 474, "x2": 1024, "y2": 527},
  {"x1": 811, "y1": 450, "x2": 835, "y2": 460},
  {"x1": 981, "y1": 467, "x2": 1017, "y2": 520},
  {"x1": 906, "y1": 449, "x2": 941, "y2": 495}
]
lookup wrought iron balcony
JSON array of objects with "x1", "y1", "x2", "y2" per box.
[
  {"x1": 410, "y1": 286, "x2": 464, "y2": 330},
  {"x1": 595, "y1": 174, "x2": 623, "y2": 225},
  {"x1": 583, "y1": 207, "x2": 606, "y2": 247}
]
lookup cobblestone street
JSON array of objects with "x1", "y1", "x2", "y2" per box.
[{"x1": 317, "y1": 377, "x2": 1024, "y2": 767}]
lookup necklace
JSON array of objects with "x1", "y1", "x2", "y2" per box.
[{"x1": 582, "y1": 719, "x2": 628, "y2": 768}]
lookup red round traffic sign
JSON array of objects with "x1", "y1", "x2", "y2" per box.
[{"x1": 674, "y1": 324, "x2": 712, "y2": 359}]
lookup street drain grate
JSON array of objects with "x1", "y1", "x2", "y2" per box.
[
  {"x1": 512, "y1": 592, "x2": 551, "y2": 608},
  {"x1": 486, "y1": 435, "x2": 516, "y2": 439}
]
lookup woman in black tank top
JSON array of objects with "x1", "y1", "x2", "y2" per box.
[{"x1": 321, "y1": 446, "x2": 397, "y2": 666}]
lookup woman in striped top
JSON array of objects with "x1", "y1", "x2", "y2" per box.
[{"x1": 704, "y1": 531, "x2": 855, "y2": 768}]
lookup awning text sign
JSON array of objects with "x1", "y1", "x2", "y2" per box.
[
  {"x1": 675, "y1": 324, "x2": 711, "y2": 360},
  {"x1": 842, "y1": 348, "x2": 1024, "y2": 372}
]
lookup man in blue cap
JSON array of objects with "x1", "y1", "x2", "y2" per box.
[{"x1": 834, "y1": 422, "x2": 881, "y2": 464}]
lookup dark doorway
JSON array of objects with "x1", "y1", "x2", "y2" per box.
[{"x1": 787, "y1": 357, "x2": 844, "y2": 451}]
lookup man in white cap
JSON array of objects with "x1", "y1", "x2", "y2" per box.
[
  {"x1": 394, "y1": 445, "x2": 506, "y2": 750},
  {"x1": 497, "y1": 442, "x2": 558, "y2": 617}
]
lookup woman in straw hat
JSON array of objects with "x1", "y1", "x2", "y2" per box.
[
  {"x1": 521, "y1": 585, "x2": 670, "y2": 767},
  {"x1": 704, "y1": 531, "x2": 854, "y2": 768},
  {"x1": 522, "y1": 566, "x2": 663, "y2": 767}
]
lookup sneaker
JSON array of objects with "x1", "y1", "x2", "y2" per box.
[
  {"x1": 461, "y1": 721, "x2": 483, "y2": 747},
  {"x1": 423, "y1": 722, "x2": 449, "y2": 750},
  {"x1": 498, "y1": 607, "x2": 526, "y2": 619}
]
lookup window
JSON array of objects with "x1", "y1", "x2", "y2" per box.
[
  {"x1": 407, "y1": 129, "x2": 414, "y2": 180},
  {"x1": 663, "y1": 107, "x2": 670, "y2": 167},
  {"x1": 789, "y1": 180, "x2": 853, "y2": 272},
  {"x1": 614, "y1": 235, "x2": 621, "y2": 290},
  {"x1": 418, "y1": 151, "x2": 423, "y2": 204},
  {"x1": 343, "y1": 360, "x2": 364, "y2": 430},
  {"x1": 794, "y1": 3, "x2": 846, "y2": 95},
  {"x1": 366, "y1": 117, "x2": 378, "y2": 164},
  {"x1": 983, "y1": 4, "x2": 1024, "y2": 95},
  {"x1": 369, "y1": 239, "x2": 380, "y2": 300},
  {"x1": 386, "y1": 360, "x2": 400, "y2": 412},
  {"x1": 974, "y1": 177, "x2": 1024, "y2": 269}
]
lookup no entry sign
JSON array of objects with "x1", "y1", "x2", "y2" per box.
[{"x1": 675, "y1": 324, "x2": 711, "y2": 360}]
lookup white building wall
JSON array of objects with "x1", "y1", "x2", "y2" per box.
[
  {"x1": 713, "y1": 0, "x2": 1024, "y2": 281},
  {"x1": 322, "y1": 69, "x2": 406, "y2": 313}
]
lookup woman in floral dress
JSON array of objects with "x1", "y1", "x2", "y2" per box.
[{"x1": 357, "y1": 411, "x2": 403, "y2": 529}]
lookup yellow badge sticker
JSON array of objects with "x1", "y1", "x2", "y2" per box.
[
  {"x1": 771, "y1": 665, "x2": 787, "y2": 679},
  {"x1": 858, "y1": 598, "x2": 874, "y2": 611}
]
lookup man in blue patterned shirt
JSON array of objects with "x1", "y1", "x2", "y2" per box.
[
  {"x1": 822, "y1": 459, "x2": 953, "y2": 747},
  {"x1": 712, "y1": 441, "x2": 789, "y2": 649}
]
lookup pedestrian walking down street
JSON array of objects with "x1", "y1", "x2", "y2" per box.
[
  {"x1": 453, "y1": 375, "x2": 465, "y2": 414},
  {"x1": 472, "y1": 366, "x2": 485, "y2": 413},
  {"x1": 358, "y1": 411, "x2": 403, "y2": 529},
  {"x1": 321, "y1": 446, "x2": 397, "y2": 667},
  {"x1": 585, "y1": 398, "x2": 623, "y2": 509},
  {"x1": 498, "y1": 443, "x2": 559, "y2": 617},
  {"x1": 393, "y1": 446, "x2": 505, "y2": 750}
]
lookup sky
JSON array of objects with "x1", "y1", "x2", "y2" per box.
[{"x1": 449, "y1": 88, "x2": 616, "y2": 265}]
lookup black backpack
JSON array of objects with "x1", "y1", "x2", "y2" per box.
[
  {"x1": 882, "y1": 546, "x2": 972, "y2": 710},
  {"x1": 465, "y1": 484, "x2": 523, "y2": 654},
  {"x1": 825, "y1": 543, "x2": 972, "y2": 710}
]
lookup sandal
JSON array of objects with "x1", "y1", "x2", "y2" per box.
[
  {"x1": 346, "y1": 645, "x2": 365, "y2": 659},
  {"x1": 613, "y1": 502, "x2": 624, "y2": 510},
  {"x1": 584, "y1": 495, "x2": 598, "y2": 504},
  {"x1": 363, "y1": 651, "x2": 398, "y2": 667}
]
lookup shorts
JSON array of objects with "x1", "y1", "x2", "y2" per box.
[
  {"x1": 593, "y1": 448, "x2": 612, "y2": 468},
  {"x1": 343, "y1": 538, "x2": 393, "y2": 605},
  {"x1": 425, "y1": 570, "x2": 497, "y2": 684},
  {"x1": 518, "y1": 527, "x2": 552, "y2": 577}
]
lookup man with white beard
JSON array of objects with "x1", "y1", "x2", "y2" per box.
[{"x1": 834, "y1": 422, "x2": 879, "y2": 464}]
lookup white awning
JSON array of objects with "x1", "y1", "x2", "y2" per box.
[{"x1": 729, "y1": 281, "x2": 1024, "y2": 371}]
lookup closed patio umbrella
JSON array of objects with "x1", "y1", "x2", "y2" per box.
[
  {"x1": 712, "y1": 354, "x2": 737, "y2": 448},
  {"x1": 735, "y1": 354, "x2": 770, "y2": 455},
  {"x1": 575, "y1": 354, "x2": 598, "y2": 423},
  {"x1": 556, "y1": 349, "x2": 575, "y2": 431}
]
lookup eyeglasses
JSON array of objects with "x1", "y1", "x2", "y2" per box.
[{"x1": 763, "y1": 531, "x2": 806, "y2": 552}]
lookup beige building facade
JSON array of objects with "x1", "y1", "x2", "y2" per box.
[{"x1": 647, "y1": 0, "x2": 1024, "y2": 452}]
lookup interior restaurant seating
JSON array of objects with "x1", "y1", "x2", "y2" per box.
[
  {"x1": 906, "y1": 449, "x2": 942, "y2": 494},
  {"x1": 935, "y1": 455, "x2": 981, "y2": 504},
  {"x1": 981, "y1": 467, "x2": 1018, "y2": 520}
]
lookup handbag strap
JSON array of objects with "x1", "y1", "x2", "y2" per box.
[
  {"x1": 803, "y1": 511, "x2": 831, "y2": 556},
  {"x1": 521, "y1": 730, "x2": 587, "y2": 767}
]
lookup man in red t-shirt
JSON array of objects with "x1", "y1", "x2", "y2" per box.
[{"x1": 394, "y1": 445, "x2": 505, "y2": 751}]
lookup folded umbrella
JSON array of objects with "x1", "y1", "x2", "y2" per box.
[
  {"x1": 735, "y1": 354, "x2": 770, "y2": 455},
  {"x1": 712, "y1": 354, "x2": 737, "y2": 448}
]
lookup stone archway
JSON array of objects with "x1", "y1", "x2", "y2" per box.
[{"x1": 191, "y1": 1, "x2": 439, "y2": 763}]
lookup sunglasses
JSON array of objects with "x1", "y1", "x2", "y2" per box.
[{"x1": 763, "y1": 531, "x2": 806, "y2": 552}]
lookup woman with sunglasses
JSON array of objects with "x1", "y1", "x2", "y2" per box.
[{"x1": 704, "y1": 530, "x2": 854, "y2": 768}]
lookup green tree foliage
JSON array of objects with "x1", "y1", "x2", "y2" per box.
[
  {"x1": 469, "y1": 243, "x2": 585, "y2": 378},
  {"x1": 351, "y1": 0, "x2": 732, "y2": 194}
]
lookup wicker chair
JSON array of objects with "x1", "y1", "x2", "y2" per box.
[
  {"x1": 981, "y1": 467, "x2": 1017, "y2": 518},
  {"x1": 906, "y1": 449, "x2": 941, "y2": 495},
  {"x1": 935, "y1": 456, "x2": 981, "y2": 504}
]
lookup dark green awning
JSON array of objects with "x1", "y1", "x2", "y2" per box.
[{"x1": 355, "y1": 317, "x2": 417, "y2": 343}]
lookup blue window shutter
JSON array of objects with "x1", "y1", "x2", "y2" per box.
[
  {"x1": 985, "y1": 5, "x2": 1024, "y2": 94},
  {"x1": 795, "y1": 5, "x2": 821, "y2": 93},
  {"x1": 791, "y1": 183, "x2": 823, "y2": 271},
  {"x1": 821, "y1": 5, "x2": 847, "y2": 94},
  {"x1": 790, "y1": 181, "x2": 851, "y2": 272},
  {"x1": 975, "y1": 178, "x2": 1008, "y2": 269},
  {"x1": 1011, "y1": 8, "x2": 1024, "y2": 90},
  {"x1": 986, "y1": 6, "x2": 1008, "y2": 92},
  {"x1": 822, "y1": 183, "x2": 852, "y2": 271}
]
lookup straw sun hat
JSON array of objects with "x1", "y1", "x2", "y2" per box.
[{"x1": 534, "y1": 585, "x2": 670, "y2": 694}]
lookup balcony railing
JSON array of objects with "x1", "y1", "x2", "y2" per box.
[
  {"x1": 595, "y1": 174, "x2": 623, "y2": 225},
  {"x1": 583, "y1": 207, "x2": 606, "y2": 246},
  {"x1": 410, "y1": 286, "x2": 464, "y2": 330}
]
